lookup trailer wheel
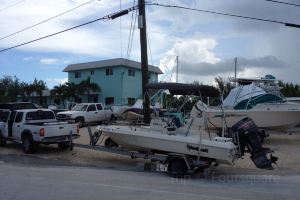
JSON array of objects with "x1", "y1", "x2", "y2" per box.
[
  {"x1": 257, "y1": 131, "x2": 266, "y2": 144},
  {"x1": 104, "y1": 138, "x2": 118, "y2": 148},
  {"x1": 22, "y1": 134, "x2": 36, "y2": 154},
  {"x1": 167, "y1": 158, "x2": 188, "y2": 177}
]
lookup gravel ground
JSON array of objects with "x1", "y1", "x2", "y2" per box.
[{"x1": 1, "y1": 125, "x2": 300, "y2": 176}]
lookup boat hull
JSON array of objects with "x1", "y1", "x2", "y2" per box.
[
  {"x1": 98, "y1": 125, "x2": 237, "y2": 165},
  {"x1": 194, "y1": 103, "x2": 300, "y2": 131}
]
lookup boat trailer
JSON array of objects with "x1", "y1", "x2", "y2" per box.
[{"x1": 74, "y1": 126, "x2": 214, "y2": 177}]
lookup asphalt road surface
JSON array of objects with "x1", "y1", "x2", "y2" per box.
[
  {"x1": 1, "y1": 127, "x2": 300, "y2": 200},
  {"x1": 0, "y1": 162, "x2": 299, "y2": 200}
]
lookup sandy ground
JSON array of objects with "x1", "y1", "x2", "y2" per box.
[{"x1": 1, "y1": 125, "x2": 300, "y2": 176}]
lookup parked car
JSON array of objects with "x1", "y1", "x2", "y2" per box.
[
  {"x1": 0, "y1": 109, "x2": 80, "y2": 153},
  {"x1": 56, "y1": 103, "x2": 113, "y2": 127}
]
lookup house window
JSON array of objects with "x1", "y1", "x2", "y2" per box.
[
  {"x1": 105, "y1": 97, "x2": 114, "y2": 105},
  {"x1": 90, "y1": 70, "x2": 94, "y2": 75},
  {"x1": 128, "y1": 98, "x2": 136, "y2": 106},
  {"x1": 75, "y1": 71, "x2": 81, "y2": 78},
  {"x1": 106, "y1": 68, "x2": 113, "y2": 76},
  {"x1": 128, "y1": 69, "x2": 135, "y2": 76}
]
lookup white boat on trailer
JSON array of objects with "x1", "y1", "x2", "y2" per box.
[{"x1": 95, "y1": 83, "x2": 277, "y2": 176}]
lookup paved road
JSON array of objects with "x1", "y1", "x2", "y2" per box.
[{"x1": 0, "y1": 162, "x2": 299, "y2": 200}]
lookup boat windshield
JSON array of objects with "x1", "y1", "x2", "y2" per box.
[
  {"x1": 223, "y1": 83, "x2": 284, "y2": 109},
  {"x1": 71, "y1": 104, "x2": 88, "y2": 111}
]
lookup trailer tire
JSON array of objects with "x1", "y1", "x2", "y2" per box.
[
  {"x1": 22, "y1": 133, "x2": 36, "y2": 154},
  {"x1": 257, "y1": 131, "x2": 265, "y2": 144},
  {"x1": 104, "y1": 138, "x2": 118, "y2": 148},
  {"x1": 167, "y1": 158, "x2": 188, "y2": 178}
]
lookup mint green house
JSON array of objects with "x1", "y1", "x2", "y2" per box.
[{"x1": 63, "y1": 58, "x2": 163, "y2": 106}]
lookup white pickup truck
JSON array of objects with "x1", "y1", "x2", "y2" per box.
[
  {"x1": 56, "y1": 103, "x2": 113, "y2": 127},
  {"x1": 0, "y1": 109, "x2": 80, "y2": 153}
]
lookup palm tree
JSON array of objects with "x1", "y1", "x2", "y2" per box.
[
  {"x1": 278, "y1": 81, "x2": 300, "y2": 97},
  {"x1": 214, "y1": 76, "x2": 235, "y2": 102},
  {"x1": 51, "y1": 84, "x2": 67, "y2": 108},
  {"x1": 24, "y1": 78, "x2": 47, "y2": 103},
  {"x1": 78, "y1": 77, "x2": 101, "y2": 103},
  {"x1": 65, "y1": 82, "x2": 80, "y2": 103}
]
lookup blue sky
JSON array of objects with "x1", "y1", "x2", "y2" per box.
[{"x1": 0, "y1": 0, "x2": 299, "y2": 88}]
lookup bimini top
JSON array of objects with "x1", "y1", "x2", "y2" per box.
[{"x1": 146, "y1": 82, "x2": 219, "y2": 97}]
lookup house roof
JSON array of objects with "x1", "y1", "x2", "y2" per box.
[{"x1": 63, "y1": 58, "x2": 163, "y2": 74}]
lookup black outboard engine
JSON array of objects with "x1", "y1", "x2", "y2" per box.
[{"x1": 231, "y1": 117, "x2": 278, "y2": 170}]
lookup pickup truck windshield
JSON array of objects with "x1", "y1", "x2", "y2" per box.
[
  {"x1": 71, "y1": 104, "x2": 88, "y2": 111},
  {"x1": 26, "y1": 111, "x2": 55, "y2": 120},
  {"x1": 0, "y1": 111, "x2": 10, "y2": 122}
]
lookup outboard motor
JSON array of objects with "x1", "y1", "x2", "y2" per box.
[{"x1": 232, "y1": 117, "x2": 278, "y2": 170}]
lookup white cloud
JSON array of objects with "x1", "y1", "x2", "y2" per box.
[
  {"x1": 23, "y1": 57, "x2": 34, "y2": 61},
  {"x1": 159, "y1": 38, "x2": 221, "y2": 81},
  {"x1": 40, "y1": 58, "x2": 59, "y2": 65},
  {"x1": 46, "y1": 77, "x2": 68, "y2": 88}
]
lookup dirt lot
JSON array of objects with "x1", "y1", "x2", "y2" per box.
[{"x1": 1, "y1": 125, "x2": 300, "y2": 176}]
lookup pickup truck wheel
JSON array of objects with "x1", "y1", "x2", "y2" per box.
[
  {"x1": 58, "y1": 142, "x2": 69, "y2": 150},
  {"x1": 22, "y1": 134, "x2": 36, "y2": 154},
  {"x1": 76, "y1": 117, "x2": 84, "y2": 128},
  {"x1": 110, "y1": 114, "x2": 117, "y2": 121},
  {"x1": 0, "y1": 132, "x2": 6, "y2": 146}
]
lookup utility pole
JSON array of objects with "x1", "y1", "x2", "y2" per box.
[
  {"x1": 234, "y1": 57, "x2": 237, "y2": 79},
  {"x1": 176, "y1": 56, "x2": 178, "y2": 83},
  {"x1": 138, "y1": 0, "x2": 150, "y2": 124}
]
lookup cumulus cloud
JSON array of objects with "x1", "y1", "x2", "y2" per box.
[
  {"x1": 46, "y1": 77, "x2": 68, "y2": 88},
  {"x1": 159, "y1": 38, "x2": 221, "y2": 80},
  {"x1": 180, "y1": 56, "x2": 285, "y2": 76},
  {"x1": 159, "y1": 37, "x2": 287, "y2": 83}
]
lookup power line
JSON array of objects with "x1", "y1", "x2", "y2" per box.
[
  {"x1": 126, "y1": 0, "x2": 137, "y2": 61},
  {"x1": 146, "y1": 3, "x2": 300, "y2": 28},
  {"x1": 0, "y1": 0, "x2": 26, "y2": 13},
  {"x1": 265, "y1": 0, "x2": 300, "y2": 7},
  {"x1": 0, "y1": 0, "x2": 97, "y2": 41},
  {"x1": 0, "y1": 6, "x2": 137, "y2": 53}
]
